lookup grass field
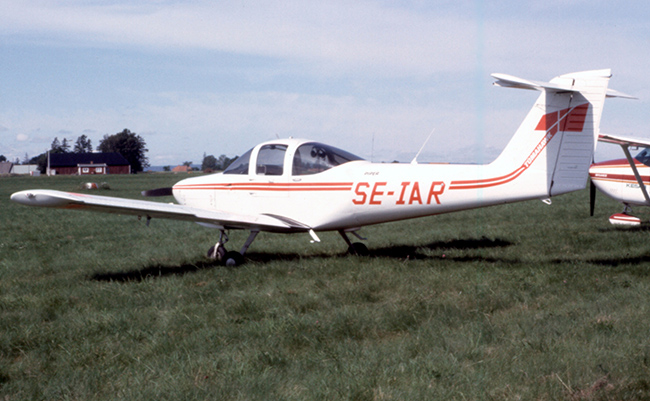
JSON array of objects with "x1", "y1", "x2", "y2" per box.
[{"x1": 2, "y1": 173, "x2": 650, "y2": 400}]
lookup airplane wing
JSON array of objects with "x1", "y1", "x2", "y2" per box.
[
  {"x1": 598, "y1": 133, "x2": 650, "y2": 148},
  {"x1": 9, "y1": 189, "x2": 300, "y2": 232}
]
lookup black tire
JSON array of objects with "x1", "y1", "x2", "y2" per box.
[
  {"x1": 223, "y1": 251, "x2": 244, "y2": 267},
  {"x1": 348, "y1": 242, "x2": 369, "y2": 256}
]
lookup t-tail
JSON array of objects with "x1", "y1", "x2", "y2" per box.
[{"x1": 463, "y1": 69, "x2": 633, "y2": 202}]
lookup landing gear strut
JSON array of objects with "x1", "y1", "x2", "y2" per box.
[
  {"x1": 207, "y1": 230, "x2": 259, "y2": 267},
  {"x1": 207, "y1": 231, "x2": 228, "y2": 260},
  {"x1": 339, "y1": 230, "x2": 369, "y2": 256}
]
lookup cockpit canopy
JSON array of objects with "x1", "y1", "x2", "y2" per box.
[
  {"x1": 635, "y1": 148, "x2": 650, "y2": 167},
  {"x1": 223, "y1": 140, "x2": 364, "y2": 176}
]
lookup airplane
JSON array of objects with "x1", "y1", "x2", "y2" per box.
[
  {"x1": 589, "y1": 133, "x2": 650, "y2": 225},
  {"x1": 11, "y1": 69, "x2": 633, "y2": 266}
]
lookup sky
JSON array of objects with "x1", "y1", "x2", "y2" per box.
[{"x1": 1, "y1": 0, "x2": 649, "y2": 166}]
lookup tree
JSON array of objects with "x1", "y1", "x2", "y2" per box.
[
  {"x1": 98, "y1": 129, "x2": 149, "y2": 173},
  {"x1": 61, "y1": 138, "x2": 71, "y2": 153},
  {"x1": 73, "y1": 135, "x2": 93, "y2": 153},
  {"x1": 202, "y1": 154, "x2": 217, "y2": 171},
  {"x1": 50, "y1": 137, "x2": 62, "y2": 153},
  {"x1": 29, "y1": 153, "x2": 48, "y2": 174},
  {"x1": 0, "y1": 155, "x2": 6, "y2": 162},
  {"x1": 217, "y1": 154, "x2": 236, "y2": 170}
]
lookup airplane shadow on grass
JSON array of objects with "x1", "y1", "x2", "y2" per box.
[
  {"x1": 90, "y1": 237, "x2": 514, "y2": 283},
  {"x1": 90, "y1": 260, "x2": 222, "y2": 283},
  {"x1": 247, "y1": 237, "x2": 514, "y2": 264}
]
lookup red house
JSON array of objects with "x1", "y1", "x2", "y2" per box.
[{"x1": 49, "y1": 153, "x2": 131, "y2": 175}]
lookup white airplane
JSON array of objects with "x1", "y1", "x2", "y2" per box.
[
  {"x1": 11, "y1": 69, "x2": 632, "y2": 266},
  {"x1": 589, "y1": 133, "x2": 650, "y2": 225}
]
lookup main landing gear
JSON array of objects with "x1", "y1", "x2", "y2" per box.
[
  {"x1": 207, "y1": 230, "x2": 259, "y2": 267},
  {"x1": 339, "y1": 229, "x2": 370, "y2": 256},
  {"x1": 207, "y1": 229, "x2": 370, "y2": 266}
]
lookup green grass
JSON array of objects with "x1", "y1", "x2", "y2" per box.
[{"x1": 2, "y1": 173, "x2": 650, "y2": 400}]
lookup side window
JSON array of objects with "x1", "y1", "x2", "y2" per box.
[
  {"x1": 256, "y1": 144, "x2": 287, "y2": 176},
  {"x1": 223, "y1": 148, "x2": 253, "y2": 175}
]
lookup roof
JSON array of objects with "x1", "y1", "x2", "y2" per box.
[
  {"x1": 0, "y1": 162, "x2": 13, "y2": 174},
  {"x1": 172, "y1": 165, "x2": 191, "y2": 173},
  {"x1": 49, "y1": 152, "x2": 129, "y2": 167}
]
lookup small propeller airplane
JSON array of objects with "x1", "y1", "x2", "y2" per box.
[
  {"x1": 589, "y1": 133, "x2": 650, "y2": 225},
  {"x1": 11, "y1": 69, "x2": 632, "y2": 265}
]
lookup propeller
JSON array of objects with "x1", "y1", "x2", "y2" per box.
[
  {"x1": 141, "y1": 187, "x2": 174, "y2": 197},
  {"x1": 589, "y1": 179, "x2": 596, "y2": 216}
]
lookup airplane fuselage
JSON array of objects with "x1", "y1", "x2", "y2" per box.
[
  {"x1": 172, "y1": 138, "x2": 553, "y2": 232},
  {"x1": 590, "y1": 158, "x2": 650, "y2": 207}
]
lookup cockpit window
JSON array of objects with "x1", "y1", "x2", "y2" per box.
[
  {"x1": 223, "y1": 147, "x2": 253, "y2": 174},
  {"x1": 256, "y1": 144, "x2": 287, "y2": 176},
  {"x1": 635, "y1": 148, "x2": 650, "y2": 167},
  {"x1": 292, "y1": 142, "x2": 364, "y2": 175}
]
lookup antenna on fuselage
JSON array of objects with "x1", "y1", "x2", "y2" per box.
[{"x1": 410, "y1": 128, "x2": 435, "y2": 164}]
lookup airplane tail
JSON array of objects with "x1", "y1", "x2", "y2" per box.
[{"x1": 486, "y1": 69, "x2": 630, "y2": 198}]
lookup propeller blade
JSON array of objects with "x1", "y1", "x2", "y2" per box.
[
  {"x1": 141, "y1": 187, "x2": 174, "y2": 197},
  {"x1": 589, "y1": 179, "x2": 596, "y2": 216}
]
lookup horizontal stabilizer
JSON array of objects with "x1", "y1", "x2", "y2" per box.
[
  {"x1": 492, "y1": 70, "x2": 635, "y2": 99},
  {"x1": 492, "y1": 73, "x2": 578, "y2": 92}
]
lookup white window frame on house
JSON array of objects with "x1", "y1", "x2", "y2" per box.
[{"x1": 77, "y1": 163, "x2": 108, "y2": 175}]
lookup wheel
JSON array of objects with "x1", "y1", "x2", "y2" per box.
[
  {"x1": 207, "y1": 244, "x2": 226, "y2": 260},
  {"x1": 223, "y1": 251, "x2": 245, "y2": 267},
  {"x1": 348, "y1": 242, "x2": 369, "y2": 256}
]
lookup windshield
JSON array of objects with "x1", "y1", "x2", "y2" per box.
[
  {"x1": 635, "y1": 148, "x2": 650, "y2": 166},
  {"x1": 223, "y1": 148, "x2": 253, "y2": 174},
  {"x1": 292, "y1": 142, "x2": 363, "y2": 175}
]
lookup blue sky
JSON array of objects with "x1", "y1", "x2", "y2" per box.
[{"x1": 1, "y1": 0, "x2": 649, "y2": 166}]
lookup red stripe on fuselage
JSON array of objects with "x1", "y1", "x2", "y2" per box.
[
  {"x1": 174, "y1": 182, "x2": 354, "y2": 192},
  {"x1": 589, "y1": 172, "x2": 650, "y2": 184}
]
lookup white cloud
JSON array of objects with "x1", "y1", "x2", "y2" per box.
[{"x1": 16, "y1": 133, "x2": 28, "y2": 141}]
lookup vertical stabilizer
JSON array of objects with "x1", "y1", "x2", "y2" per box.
[{"x1": 490, "y1": 69, "x2": 612, "y2": 198}]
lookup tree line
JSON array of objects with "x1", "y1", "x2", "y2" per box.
[
  {"x1": 2, "y1": 129, "x2": 149, "y2": 174},
  {"x1": 200, "y1": 153, "x2": 237, "y2": 172},
  {"x1": 2, "y1": 128, "x2": 239, "y2": 174}
]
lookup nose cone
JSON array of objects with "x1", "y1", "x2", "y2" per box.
[{"x1": 171, "y1": 176, "x2": 197, "y2": 205}]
